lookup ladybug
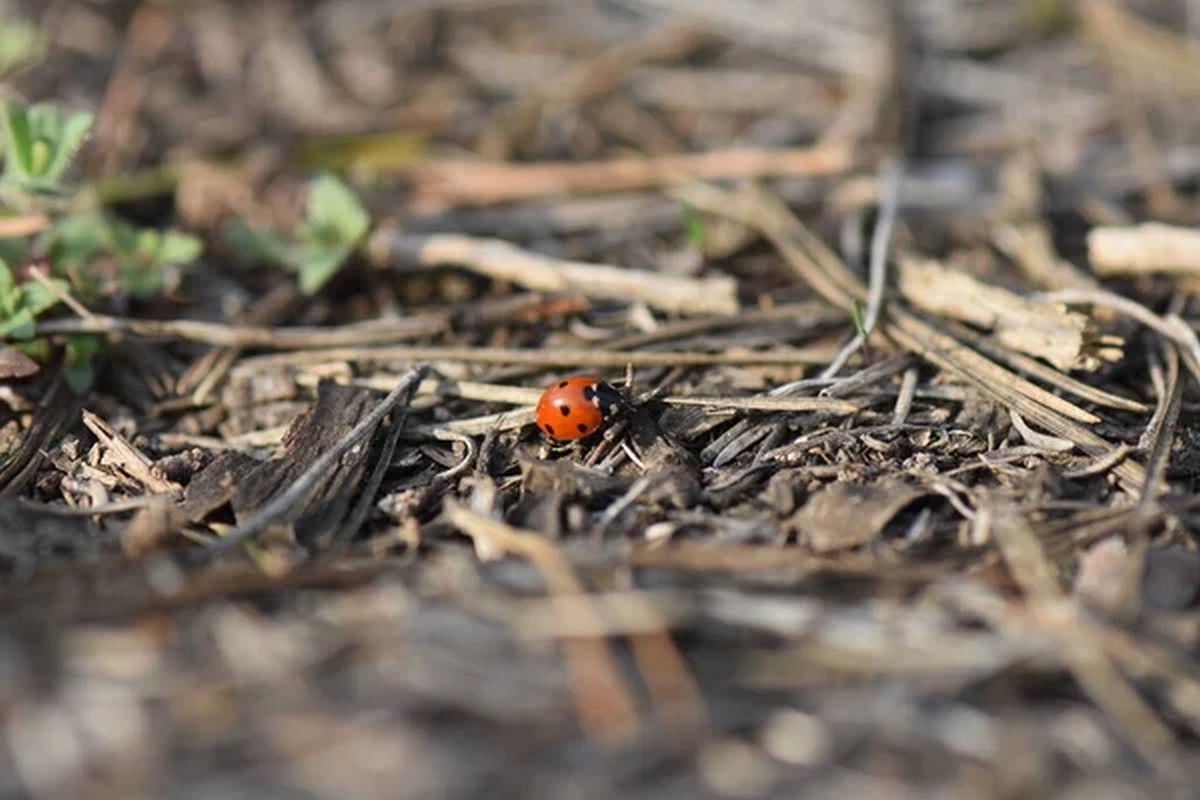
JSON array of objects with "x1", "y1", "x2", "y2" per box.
[{"x1": 535, "y1": 375, "x2": 624, "y2": 441}]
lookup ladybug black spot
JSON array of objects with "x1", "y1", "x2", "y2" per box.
[
  {"x1": 559, "y1": 404, "x2": 571, "y2": 416},
  {"x1": 542, "y1": 423, "x2": 555, "y2": 436},
  {"x1": 577, "y1": 423, "x2": 588, "y2": 433},
  {"x1": 558, "y1": 381, "x2": 568, "y2": 388}
]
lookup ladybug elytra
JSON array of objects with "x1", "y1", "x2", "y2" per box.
[{"x1": 535, "y1": 375, "x2": 623, "y2": 441}]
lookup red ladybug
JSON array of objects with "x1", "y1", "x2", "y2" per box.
[{"x1": 535, "y1": 375, "x2": 623, "y2": 441}]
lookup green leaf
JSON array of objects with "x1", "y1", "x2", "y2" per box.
[
  {"x1": 155, "y1": 230, "x2": 202, "y2": 267},
  {"x1": 19, "y1": 277, "x2": 64, "y2": 316},
  {"x1": 296, "y1": 248, "x2": 349, "y2": 296},
  {"x1": 0, "y1": 102, "x2": 92, "y2": 193},
  {"x1": 102, "y1": 216, "x2": 140, "y2": 259},
  {"x1": 45, "y1": 214, "x2": 200, "y2": 299},
  {"x1": 680, "y1": 204, "x2": 707, "y2": 250},
  {"x1": 2, "y1": 102, "x2": 34, "y2": 183},
  {"x1": 0, "y1": 238, "x2": 27, "y2": 269},
  {"x1": 223, "y1": 176, "x2": 369, "y2": 296},
  {"x1": 223, "y1": 219, "x2": 294, "y2": 266},
  {"x1": 0, "y1": 256, "x2": 66, "y2": 340},
  {"x1": 63, "y1": 335, "x2": 99, "y2": 394},
  {"x1": 0, "y1": 307, "x2": 34, "y2": 339},
  {"x1": 16, "y1": 337, "x2": 50, "y2": 362},
  {"x1": 42, "y1": 110, "x2": 93, "y2": 184},
  {"x1": 850, "y1": 301, "x2": 867, "y2": 340},
  {"x1": 305, "y1": 174, "x2": 370, "y2": 248},
  {"x1": 45, "y1": 213, "x2": 107, "y2": 263},
  {"x1": 119, "y1": 262, "x2": 167, "y2": 298},
  {"x1": 29, "y1": 138, "x2": 50, "y2": 176}
]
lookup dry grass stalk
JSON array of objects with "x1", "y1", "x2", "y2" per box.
[
  {"x1": 1081, "y1": 0, "x2": 1194, "y2": 215},
  {"x1": 480, "y1": 21, "x2": 710, "y2": 157},
  {"x1": 660, "y1": 395, "x2": 859, "y2": 414},
  {"x1": 679, "y1": 182, "x2": 1157, "y2": 495},
  {"x1": 884, "y1": 314, "x2": 1145, "y2": 492},
  {"x1": 37, "y1": 312, "x2": 447, "y2": 348},
  {"x1": 370, "y1": 231, "x2": 739, "y2": 315},
  {"x1": 1038, "y1": 287, "x2": 1200, "y2": 389},
  {"x1": 1088, "y1": 223, "x2": 1200, "y2": 276},
  {"x1": 408, "y1": 143, "x2": 853, "y2": 209},
  {"x1": 897, "y1": 257, "x2": 1118, "y2": 371},
  {"x1": 679, "y1": 182, "x2": 1124, "y2": 428},
  {"x1": 351, "y1": 376, "x2": 864, "y2": 416},
  {"x1": 231, "y1": 342, "x2": 840, "y2": 378},
  {"x1": 629, "y1": 542, "x2": 946, "y2": 581},
  {"x1": 946, "y1": 321, "x2": 1146, "y2": 413},
  {"x1": 1008, "y1": 410, "x2": 1075, "y2": 453}
]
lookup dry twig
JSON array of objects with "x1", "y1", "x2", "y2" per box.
[
  {"x1": 1088, "y1": 223, "x2": 1200, "y2": 276},
  {"x1": 370, "y1": 231, "x2": 739, "y2": 315},
  {"x1": 409, "y1": 143, "x2": 853, "y2": 209}
]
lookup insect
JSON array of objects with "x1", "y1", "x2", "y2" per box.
[{"x1": 535, "y1": 375, "x2": 624, "y2": 441}]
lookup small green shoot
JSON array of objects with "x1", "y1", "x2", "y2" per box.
[
  {"x1": 225, "y1": 174, "x2": 370, "y2": 295},
  {"x1": 680, "y1": 203, "x2": 708, "y2": 251},
  {"x1": 43, "y1": 213, "x2": 202, "y2": 299},
  {"x1": 63, "y1": 334, "x2": 100, "y2": 394},
  {"x1": 850, "y1": 301, "x2": 868, "y2": 340},
  {"x1": 0, "y1": 259, "x2": 65, "y2": 339},
  {"x1": 0, "y1": 96, "x2": 202, "y2": 395},
  {"x1": 1, "y1": 101, "x2": 93, "y2": 196},
  {"x1": 106, "y1": 219, "x2": 203, "y2": 298}
]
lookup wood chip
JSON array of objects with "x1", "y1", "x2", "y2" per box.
[
  {"x1": 1088, "y1": 223, "x2": 1200, "y2": 276},
  {"x1": 898, "y1": 257, "x2": 1114, "y2": 371}
]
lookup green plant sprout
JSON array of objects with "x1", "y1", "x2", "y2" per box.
[
  {"x1": 1, "y1": 102, "x2": 93, "y2": 197},
  {"x1": 45, "y1": 213, "x2": 202, "y2": 298},
  {"x1": 680, "y1": 203, "x2": 708, "y2": 251},
  {"x1": 0, "y1": 260, "x2": 65, "y2": 339},
  {"x1": 850, "y1": 301, "x2": 868, "y2": 340},
  {"x1": 225, "y1": 173, "x2": 370, "y2": 295},
  {"x1": 0, "y1": 97, "x2": 204, "y2": 393}
]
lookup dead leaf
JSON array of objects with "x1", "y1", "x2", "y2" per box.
[
  {"x1": 898, "y1": 257, "x2": 1116, "y2": 371},
  {"x1": 0, "y1": 347, "x2": 39, "y2": 380},
  {"x1": 791, "y1": 479, "x2": 929, "y2": 553}
]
